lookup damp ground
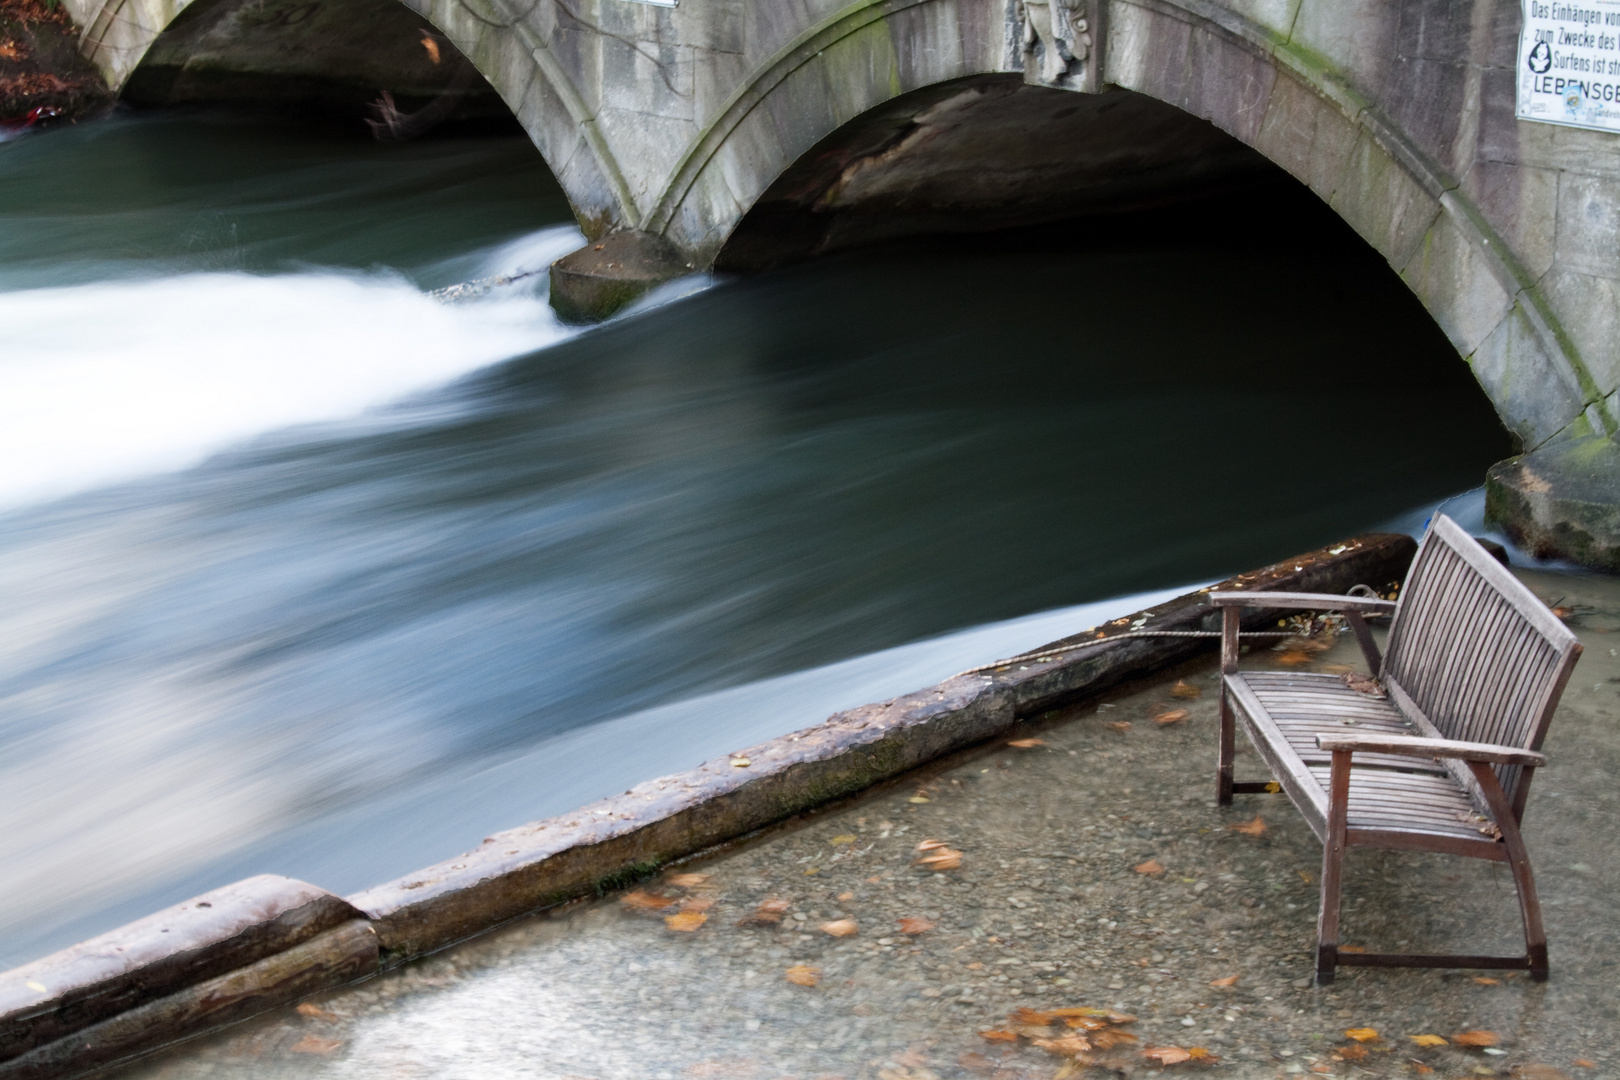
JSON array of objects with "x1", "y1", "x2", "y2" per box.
[{"x1": 116, "y1": 568, "x2": 1620, "y2": 1080}]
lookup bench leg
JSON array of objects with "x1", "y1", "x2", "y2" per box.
[
  {"x1": 1217, "y1": 691, "x2": 1235, "y2": 806},
  {"x1": 1467, "y1": 762, "x2": 1550, "y2": 982},
  {"x1": 1315, "y1": 749, "x2": 1351, "y2": 984}
]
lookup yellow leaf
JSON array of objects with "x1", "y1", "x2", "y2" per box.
[
  {"x1": 908, "y1": 796, "x2": 930, "y2": 803},
  {"x1": 664, "y1": 910, "x2": 707, "y2": 931},
  {"x1": 1298, "y1": 870, "x2": 1314, "y2": 883},
  {"x1": 1452, "y1": 1030, "x2": 1499, "y2": 1047},
  {"x1": 621, "y1": 889, "x2": 677, "y2": 912},
  {"x1": 1409, "y1": 1035, "x2": 1448, "y2": 1047},
  {"x1": 1209, "y1": 975, "x2": 1239, "y2": 987},
  {"x1": 1265, "y1": 781, "x2": 1282, "y2": 793},
  {"x1": 830, "y1": 834, "x2": 857, "y2": 844},
  {"x1": 1344, "y1": 1028, "x2": 1379, "y2": 1042},
  {"x1": 1153, "y1": 708, "x2": 1189, "y2": 726},
  {"x1": 1170, "y1": 680, "x2": 1202, "y2": 699},
  {"x1": 1135, "y1": 859, "x2": 1165, "y2": 875},
  {"x1": 819, "y1": 918, "x2": 857, "y2": 937},
  {"x1": 1228, "y1": 815, "x2": 1267, "y2": 837},
  {"x1": 1471, "y1": 976, "x2": 1501, "y2": 986},
  {"x1": 1007, "y1": 738, "x2": 1046, "y2": 748},
  {"x1": 784, "y1": 964, "x2": 820, "y2": 986},
  {"x1": 1186, "y1": 1047, "x2": 1217, "y2": 1061}
]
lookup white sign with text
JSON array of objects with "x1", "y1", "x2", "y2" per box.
[{"x1": 1518, "y1": 0, "x2": 1620, "y2": 132}]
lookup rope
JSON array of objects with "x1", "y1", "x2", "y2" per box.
[{"x1": 956, "y1": 628, "x2": 1294, "y2": 678}]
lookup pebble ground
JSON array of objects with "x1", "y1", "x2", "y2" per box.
[{"x1": 118, "y1": 568, "x2": 1620, "y2": 1080}]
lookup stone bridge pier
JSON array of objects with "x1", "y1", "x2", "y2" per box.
[{"x1": 60, "y1": 0, "x2": 1620, "y2": 566}]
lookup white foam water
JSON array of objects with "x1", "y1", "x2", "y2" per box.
[{"x1": 0, "y1": 225, "x2": 584, "y2": 511}]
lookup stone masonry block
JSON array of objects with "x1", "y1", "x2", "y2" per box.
[
  {"x1": 1460, "y1": 158, "x2": 1558, "y2": 281},
  {"x1": 1330, "y1": 127, "x2": 1441, "y2": 270},
  {"x1": 1401, "y1": 205, "x2": 1516, "y2": 358},
  {"x1": 1253, "y1": 69, "x2": 1360, "y2": 201},
  {"x1": 600, "y1": 37, "x2": 695, "y2": 121},
  {"x1": 1182, "y1": 18, "x2": 1277, "y2": 144},
  {"x1": 1555, "y1": 170, "x2": 1620, "y2": 280},
  {"x1": 1540, "y1": 268, "x2": 1620, "y2": 398},
  {"x1": 1469, "y1": 300, "x2": 1589, "y2": 448},
  {"x1": 1105, "y1": 2, "x2": 1194, "y2": 110}
]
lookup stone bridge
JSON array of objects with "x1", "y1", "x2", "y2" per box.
[{"x1": 55, "y1": 0, "x2": 1620, "y2": 561}]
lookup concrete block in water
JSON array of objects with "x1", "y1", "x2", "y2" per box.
[
  {"x1": 1487, "y1": 435, "x2": 1620, "y2": 572},
  {"x1": 549, "y1": 230, "x2": 694, "y2": 324}
]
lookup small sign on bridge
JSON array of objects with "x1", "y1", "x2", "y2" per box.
[{"x1": 1518, "y1": 0, "x2": 1620, "y2": 133}]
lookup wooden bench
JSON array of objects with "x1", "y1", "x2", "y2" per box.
[{"x1": 1210, "y1": 513, "x2": 1583, "y2": 983}]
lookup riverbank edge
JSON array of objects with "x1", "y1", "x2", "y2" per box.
[{"x1": 0, "y1": 532, "x2": 1416, "y2": 1079}]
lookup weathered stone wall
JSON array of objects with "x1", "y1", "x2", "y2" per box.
[{"x1": 66, "y1": 0, "x2": 1620, "y2": 449}]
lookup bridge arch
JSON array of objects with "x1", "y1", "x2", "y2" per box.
[{"x1": 62, "y1": 0, "x2": 1616, "y2": 450}]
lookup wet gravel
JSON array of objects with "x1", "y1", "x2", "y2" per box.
[{"x1": 119, "y1": 569, "x2": 1620, "y2": 1080}]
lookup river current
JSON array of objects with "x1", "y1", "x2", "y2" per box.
[{"x1": 0, "y1": 112, "x2": 1510, "y2": 966}]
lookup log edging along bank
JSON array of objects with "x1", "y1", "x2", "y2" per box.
[{"x1": 0, "y1": 532, "x2": 1417, "y2": 1078}]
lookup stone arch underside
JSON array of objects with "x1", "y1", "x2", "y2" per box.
[{"x1": 64, "y1": 0, "x2": 1613, "y2": 450}]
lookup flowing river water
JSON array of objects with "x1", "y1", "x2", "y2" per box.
[{"x1": 0, "y1": 112, "x2": 1512, "y2": 968}]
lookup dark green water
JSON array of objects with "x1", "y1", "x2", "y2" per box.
[{"x1": 0, "y1": 112, "x2": 1510, "y2": 966}]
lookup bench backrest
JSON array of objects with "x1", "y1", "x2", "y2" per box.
[{"x1": 1383, "y1": 514, "x2": 1582, "y2": 814}]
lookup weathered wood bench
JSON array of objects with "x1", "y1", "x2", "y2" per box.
[{"x1": 1210, "y1": 513, "x2": 1583, "y2": 983}]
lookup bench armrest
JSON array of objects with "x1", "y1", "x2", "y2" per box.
[
  {"x1": 1315, "y1": 733, "x2": 1546, "y2": 768},
  {"x1": 1208, "y1": 590, "x2": 1397, "y2": 613}
]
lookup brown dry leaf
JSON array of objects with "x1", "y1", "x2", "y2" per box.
[
  {"x1": 833, "y1": 892, "x2": 853, "y2": 902},
  {"x1": 978, "y1": 1030, "x2": 1020, "y2": 1043},
  {"x1": 1153, "y1": 708, "x2": 1189, "y2": 726},
  {"x1": 956, "y1": 1052, "x2": 997, "y2": 1075},
  {"x1": 1010, "y1": 1023, "x2": 1056, "y2": 1039},
  {"x1": 1209, "y1": 975, "x2": 1239, "y2": 987},
  {"x1": 1106, "y1": 721, "x2": 1132, "y2": 733},
  {"x1": 1032, "y1": 1035, "x2": 1093, "y2": 1058},
  {"x1": 668, "y1": 873, "x2": 709, "y2": 888},
  {"x1": 914, "y1": 848, "x2": 963, "y2": 871},
  {"x1": 1171, "y1": 680, "x2": 1202, "y2": 699},
  {"x1": 1575, "y1": 1060, "x2": 1598, "y2": 1069},
  {"x1": 1299, "y1": 870, "x2": 1315, "y2": 884},
  {"x1": 820, "y1": 918, "x2": 858, "y2": 937},
  {"x1": 1143, "y1": 1046, "x2": 1192, "y2": 1065},
  {"x1": 1050, "y1": 1007, "x2": 1136, "y2": 1024},
  {"x1": 1007, "y1": 738, "x2": 1046, "y2": 749},
  {"x1": 1337, "y1": 1045, "x2": 1369, "y2": 1062},
  {"x1": 1228, "y1": 815, "x2": 1267, "y2": 837},
  {"x1": 680, "y1": 896, "x2": 717, "y2": 913},
  {"x1": 1452, "y1": 1031, "x2": 1500, "y2": 1047},
  {"x1": 1344, "y1": 1028, "x2": 1380, "y2": 1042},
  {"x1": 1093, "y1": 1028, "x2": 1139, "y2": 1049},
  {"x1": 741, "y1": 898, "x2": 791, "y2": 924},
  {"x1": 1414, "y1": 1066, "x2": 1435, "y2": 1075},
  {"x1": 1472, "y1": 976, "x2": 1502, "y2": 986},
  {"x1": 289, "y1": 1036, "x2": 343, "y2": 1055},
  {"x1": 622, "y1": 889, "x2": 678, "y2": 912},
  {"x1": 915, "y1": 838, "x2": 951, "y2": 851},
  {"x1": 294, "y1": 1003, "x2": 341, "y2": 1021},
  {"x1": 898, "y1": 917, "x2": 937, "y2": 935},
  {"x1": 1064, "y1": 1016, "x2": 1110, "y2": 1031},
  {"x1": 1340, "y1": 672, "x2": 1386, "y2": 697},
  {"x1": 1552, "y1": 606, "x2": 1574, "y2": 621},
  {"x1": 783, "y1": 964, "x2": 820, "y2": 986},
  {"x1": 664, "y1": 910, "x2": 707, "y2": 932},
  {"x1": 1186, "y1": 1048, "x2": 1218, "y2": 1062},
  {"x1": 1135, "y1": 859, "x2": 1165, "y2": 876},
  {"x1": 419, "y1": 33, "x2": 441, "y2": 63},
  {"x1": 1276, "y1": 650, "x2": 1315, "y2": 666},
  {"x1": 1408, "y1": 1035, "x2": 1448, "y2": 1048},
  {"x1": 1010, "y1": 1007, "x2": 1058, "y2": 1026}
]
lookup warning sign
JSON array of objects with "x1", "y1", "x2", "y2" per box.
[{"x1": 1518, "y1": 0, "x2": 1620, "y2": 132}]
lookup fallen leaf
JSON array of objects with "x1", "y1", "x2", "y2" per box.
[
  {"x1": 730, "y1": 757, "x2": 751, "y2": 768},
  {"x1": 289, "y1": 1036, "x2": 343, "y2": 1054},
  {"x1": 664, "y1": 910, "x2": 708, "y2": 932},
  {"x1": 679, "y1": 896, "x2": 716, "y2": 913},
  {"x1": 908, "y1": 796, "x2": 930, "y2": 803},
  {"x1": 419, "y1": 32, "x2": 440, "y2": 63},
  {"x1": 621, "y1": 890, "x2": 678, "y2": 912},
  {"x1": 1552, "y1": 606, "x2": 1574, "y2": 620},
  {"x1": 1093, "y1": 1028, "x2": 1139, "y2": 1049},
  {"x1": 1276, "y1": 650, "x2": 1315, "y2": 666},
  {"x1": 1338, "y1": 1045, "x2": 1368, "y2": 1061},
  {"x1": 978, "y1": 1030, "x2": 1020, "y2": 1043},
  {"x1": 1209, "y1": 975, "x2": 1239, "y2": 987},
  {"x1": 784, "y1": 964, "x2": 820, "y2": 986},
  {"x1": 1338, "y1": 944, "x2": 1367, "y2": 953},
  {"x1": 914, "y1": 847, "x2": 963, "y2": 871},
  {"x1": 1187, "y1": 1048, "x2": 1218, "y2": 1061},
  {"x1": 1135, "y1": 859, "x2": 1165, "y2": 875},
  {"x1": 820, "y1": 918, "x2": 858, "y2": 937},
  {"x1": 1265, "y1": 781, "x2": 1281, "y2": 793},
  {"x1": 740, "y1": 898, "x2": 791, "y2": 924},
  {"x1": 898, "y1": 917, "x2": 937, "y2": 934},
  {"x1": 295, "y1": 1003, "x2": 341, "y2": 1021},
  {"x1": 957, "y1": 1052, "x2": 997, "y2": 1075},
  {"x1": 1007, "y1": 738, "x2": 1046, "y2": 748},
  {"x1": 829, "y1": 835, "x2": 857, "y2": 846},
  {"x1": 1575, "y1": 1060, "x2": 1598, "y2": 1069},
  {"x1": 1171, "y1": 680, "x2": 1202, "y2": 699},
  {"x1": 1472, "y1": 976, "x2": 1501, "y2": 986},
  {"x1": 1409, "y1": 1035, "x2": 1448, "y2": 1047},
  {"x1": 1050, "y1": 1007, "x2": 1136, "y2": 1023},
  {"x1": 1010, "y1": 1007, "x2": 1058, "y2": 1026},
  {"x1": 1340, "y1": 672, "x2": 1385, "y2": 697},
  {"x1": 837, "y1": 891, "x2": 855, "y2": 901},
  {"x1": 1032, "y1": 1035, "x2": 1093, "y2": 1058},
  {"x1": 1143, "y1": 1046, "x2": 1192, "y2": 1064},
  {"x1": 915, "y1": 839, "x2": 951, "y2": 851},
  {"x1": 1298, "y1": 870, "x2": 1315, "y2": 884},
  {"x1": 668, "y1": 873, "x2": 709, "y2": 888},
  {"x1": 1065, "y1": 1016, "x2": 1110, "y2": 1031},
  {"x1": 1228, "y1": 815, "x2": 1267, "y2": 837},
  {"x1": 1414, "y1": 1066, "x2": 1435, "y2": 1075},
  {"x1": 1153, "y1": 708, "x2": 1189, "y2": 726},
  {"x1": 1453, "y1": 1031, "x2": 1500, "y2": 1047},
  {"x1": 1344, "y1": 1028, "x2": 1380, "y2": 1042},
  {"x1": 1106, "y1": 721, "x2": 1132, "y2": 733}
]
